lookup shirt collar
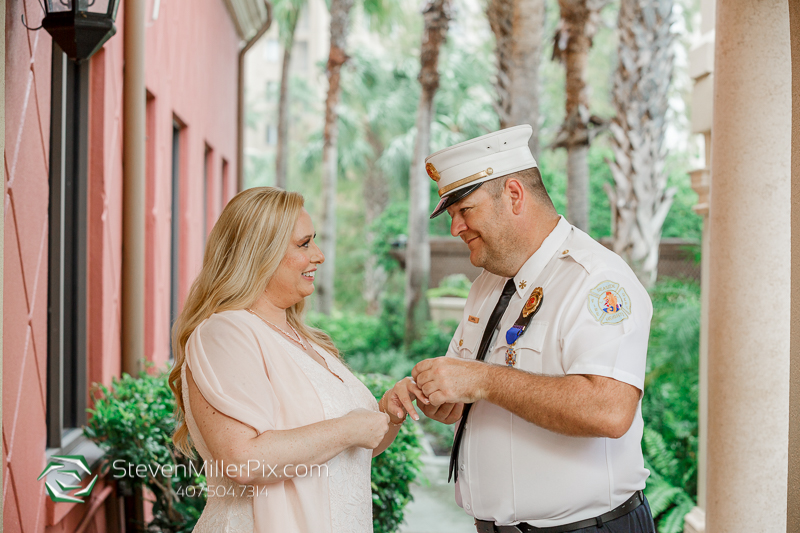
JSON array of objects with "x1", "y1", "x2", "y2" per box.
[{"x1": 512, "y1": 216, "x2": 572, "y2": 297}]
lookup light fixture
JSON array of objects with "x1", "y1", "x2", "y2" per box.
[{"x1": 24, "y1": 0, "x2": 120, "y2": 61}]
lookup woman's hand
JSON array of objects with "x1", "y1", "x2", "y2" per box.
[
  {"x1": 343, "y1": 408, "x2": 391, "y2": 449},
  {"x1": 380, "y1": 377, "x2": 429, "y2": 424}
]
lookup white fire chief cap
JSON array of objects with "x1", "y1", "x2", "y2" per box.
[{"x1": 426, "y1": 124, "x2": 538, "y2": 218}]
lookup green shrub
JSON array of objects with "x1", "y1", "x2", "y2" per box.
[
  {"x1": 85, "y1": 368, "x2": 425, "y2": 533},
  {"x1": 310, "y1": 294, "x2": 458, "y2": 380},
  {"x1": 84, "y1": 370, "x2": 205, "y2": 533},
  {"x1": 426, "y1": 274, "x2": 473, "y2": 299},
  {"x1": 359, "y1": 373, "x2": 425, "y2": 533},
  {"x1": 642, "y1": 278, "x2": 701, "y2": 533}
]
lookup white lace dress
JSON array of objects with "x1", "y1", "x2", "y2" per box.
[{"x1": 182, "y1": 333, "x2": 377, "y2": 533}]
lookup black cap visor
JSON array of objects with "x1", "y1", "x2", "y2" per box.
[{"x1": 429, "y1": 182, "x2": 485, "y2": 219}]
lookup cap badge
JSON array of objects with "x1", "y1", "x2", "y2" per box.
[{"x1": 426, "y1": 163, "x2": 441, "y2": 182}]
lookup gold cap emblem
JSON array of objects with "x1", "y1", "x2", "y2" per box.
[{"x1": 426, "y1": 163, "x2": 441, "y2": 182}]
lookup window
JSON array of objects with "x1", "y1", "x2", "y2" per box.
[
  {"x1": 266, "y1": 124, "x2": 278, "y2": 146},
  {"x1": 266, "y1": 80, "x2": 278, "y2": 99},
  {"x1": 265, "y1": 39, "x2": 281, "y2": 63},
  {"x1": 221, "y1": 159, "x2": 230, "y2": 209},
  {"x1": 170, "y1": 121, "x2": 184, "y2": 336},
  {"x1": 293, "y1": 41, "x2": 309, "y2": 73},
  {"x1": 47, "y1": 43, "x2": 89, "y2": 450},
  {"x1": 297, "y1": 6, "x2": 310, "y2": 30},
  {"x1": 204, "y1": 144, "x2": 214, "y2": 240}
]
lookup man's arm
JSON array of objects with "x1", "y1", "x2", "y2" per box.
[{"x1": 412, "y1": 357, "x2": 640, "y2": 439}]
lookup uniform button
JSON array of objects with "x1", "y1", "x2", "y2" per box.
[
  {"x1": 465, "y1": 504, "x2": 471, "y2": 511},
  {"x1": 562, "y1": 249, "x2": 569, "y2": 255},
  {"x1": 460, "y1": 464, "x2": 465, "y2": 472},
  {"x1": 459, "y1": 339, "x2": 463, "y2": 347}
]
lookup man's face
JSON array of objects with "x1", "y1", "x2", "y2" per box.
[{"x1": 446, "y1": 185, "x2": 515, "y2": 275}]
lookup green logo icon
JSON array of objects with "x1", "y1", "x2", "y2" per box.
[{"x1": 38, "y1": 455, "x2": 97, "y2": 503}]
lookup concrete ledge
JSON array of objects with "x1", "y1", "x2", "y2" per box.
[{"x1": 684, "y1": 506, "x2": 705, "y2": 533}]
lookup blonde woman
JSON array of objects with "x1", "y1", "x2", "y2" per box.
[{"x1": 168, "y1": 187, "x2": 424, "y2": 533}]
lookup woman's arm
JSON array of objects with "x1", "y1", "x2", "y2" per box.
[{"x1": 186, "y1": 367, "x2": 389, "y2": 485}]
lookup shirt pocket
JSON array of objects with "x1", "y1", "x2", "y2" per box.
[
  {"x1": 513, "y1": 320, "x2": 548, "y2": 373},
  {"x1": 454, "y1": 321, "x2": 485, "y2": 360}
]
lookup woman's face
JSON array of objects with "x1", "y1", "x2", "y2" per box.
[{"x1": 264, "y1": 209, "x2": 324, "y2": 308}]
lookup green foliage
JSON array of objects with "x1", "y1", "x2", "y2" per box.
[
  {"x1": 84, "y1": 369, "x2": 205, "y2": 533},
  {"x1": 369, "y1": 201, "x2": 410, "y2": 273},
  {"x1": 641, "y1": 279, "x2": 701, "y2": 532},
  {"x1": 426, "y1": 274, "x2": 472, "y2": 299},
  {"x1": 643, "y1": 430, "x2": 696, "y2": 533},
  {"x1": 359, "y1": 373, "x2": 424, "y2": 533},
  {"x1": 310, "y1": 293, "x2": 457, "y2": 381}
]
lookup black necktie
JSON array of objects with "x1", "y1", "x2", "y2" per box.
[{"x1": 449, "y1": 279, "x2": 517, "y2": 483}]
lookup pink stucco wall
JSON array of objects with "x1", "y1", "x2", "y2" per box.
[
  {"x1": 143, "y1": 0, "x2": 240, "y2": 368},
  {"x1": 4, "y1": 0, "x2": 243, "y2": 530},
  {"x1": 4, "y1": 1, "x2": 54, "y2": 529}
]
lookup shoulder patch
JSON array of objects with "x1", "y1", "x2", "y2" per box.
[{"x1": 587, "y1": 280, "x2": 632, "y2": 325}]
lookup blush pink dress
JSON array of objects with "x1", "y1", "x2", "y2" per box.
[{"x1": 181, "y1": 310, "x2": 378, "y2": 533}]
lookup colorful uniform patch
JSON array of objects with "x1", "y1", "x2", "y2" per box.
[{"x1": 587, "y1": 280, "x2": 631, "y2": 325}]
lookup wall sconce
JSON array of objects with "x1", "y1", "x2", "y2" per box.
[{"x1": 24, "y1": 0, "x2": 120, "y2": 61}]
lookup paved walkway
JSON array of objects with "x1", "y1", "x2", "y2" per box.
[{"x1": 399, "y1": 456, "x2": 475, "y2": 533}]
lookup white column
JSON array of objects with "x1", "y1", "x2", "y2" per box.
[
  {"x1": 705, "y1": 0, "x2": 791, "y2": 531},
  {"x1": 788, "y1": 1, "x2": 800, "y2": 529},
  {"x1": 685, "y1": 165, "x2": 709, "y2": 533},
  {"x1": 684, "y1": 0, "x2": 715, "y2": 528}
]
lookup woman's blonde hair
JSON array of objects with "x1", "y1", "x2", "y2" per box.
[{"x1": 168, "y1": 187, "x2": 338, "y2": 457}]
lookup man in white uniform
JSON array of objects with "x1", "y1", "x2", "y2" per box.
[{"x1": 410, "y1": 125, "x2": 656, "y2": 533}]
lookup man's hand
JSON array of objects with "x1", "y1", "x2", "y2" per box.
[
  {"x1": 412, "y1": 357, "x2": 491, "y2": 407},
  {"x1": 418, "y1": 401, "x2": 464, "y2": 425}
]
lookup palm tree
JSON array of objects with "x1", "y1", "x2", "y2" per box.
[
  {"x1": 316, "y1": 0, "x2": 356, "y2": 314},
  {"x1": 404, "y1": 0, "x2": 452, "y2": 345},
  {"x1": 605, "y1": 0, "x2": 675, "y2": 287},
  {"x1": 552, "y1": 0, "x2": 606, "y2": 232},
  {"x1": 274, "y1": 0, "x2": 307, "y2": 189},
  {"x1": 487, "y1": 0, "x2": 544, "y2": 156}
]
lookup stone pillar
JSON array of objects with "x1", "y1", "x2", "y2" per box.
[
  {"x1": 705, "y1": 1, "x2": 791, "y2": 531},
  {"x1": 685, "y1": 166, "x2": 709, "y2": 533},
  {"x1": 788, "y1": 1, "x2": 800, "y2": 529},
  {"x1": 684, "y1": 2, "x2": 714, "y2": 530}
]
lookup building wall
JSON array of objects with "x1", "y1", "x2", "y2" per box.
[
  {"x1": 3, "y1": 0, "x2": 243, "y2": 530},
  {"x1": 4, "y1": 1, "x2": 55, "y2": 530},
  {"x1": 143, "y1": 0, "x2": 241, "y2": 368}
]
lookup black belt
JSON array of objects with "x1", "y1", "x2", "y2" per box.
[{"x1": 474, "y1": 491, "x2": 644, "y2": 533}]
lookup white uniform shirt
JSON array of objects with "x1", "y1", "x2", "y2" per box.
[{"x1": 448, "y1": 216, "x2": 652, "y2": 527}]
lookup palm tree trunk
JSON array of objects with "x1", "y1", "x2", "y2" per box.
[
  {"x1": 553, "y1": 0, "x2": 603, "y2": 232},
  {"x1": 405, "y1": 0, "x2": 451, "y2": 346},
  {"x1": 275, "y1": 18, "x2": 298, "y2": 189},
  {"x1": 363, "y1": 130, "x2": 389, "y2": 315},
  {"x1": 605, "y1": 0, "x2": 675, "y2": 287},
  {"x1": 316, "y1": 0, "x2": 354, "y2": 314},
  {"x1": 487, "y1": 0, "x2": 544, "y2": 156}
]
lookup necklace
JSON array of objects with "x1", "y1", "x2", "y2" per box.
[{"x1": 246, "y1": 308, "x2": 306, "y2": 349}]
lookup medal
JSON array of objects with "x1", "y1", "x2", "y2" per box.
[
  {"x1": 505, "y1": 345, "x2": 517, "y2": 367},
  {"x1": 504, "y1": 287, "x2": 545, "y2": 367}
]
